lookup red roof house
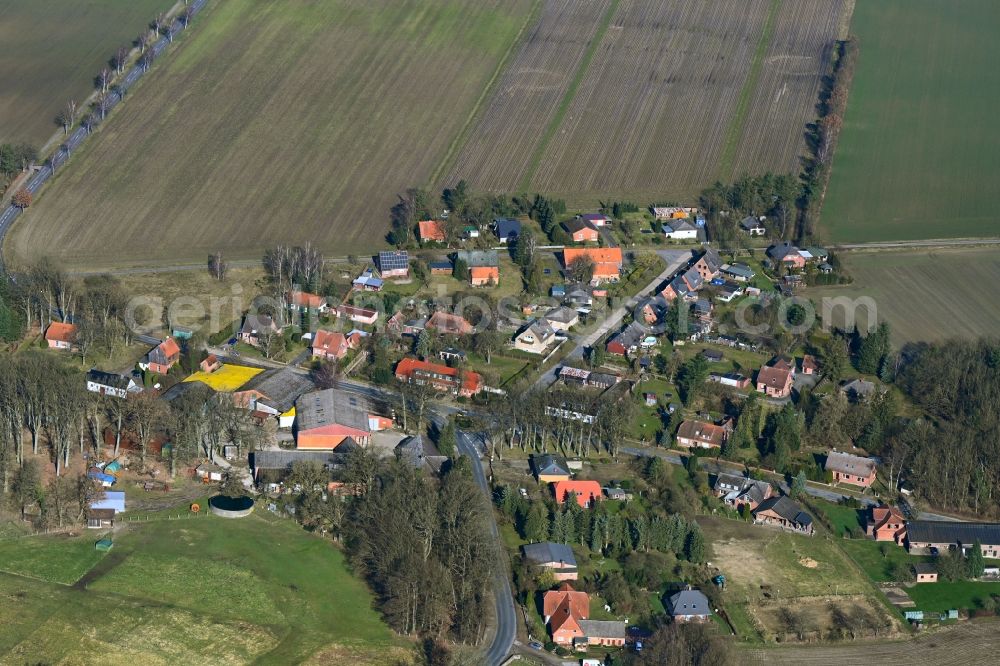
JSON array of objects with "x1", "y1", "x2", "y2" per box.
[
  {"x1": 866, "y1": 504, "x2": 907, "y2": 543},
  {"x1": 426, "y1": 311, "x2": 473, "y2": 336},
  {"x1": 563, "y1": 247, "x2": 623, "y2": 284},
  {"x1": 44, "y1": 322, "x2": 78, "y2": 350},
  {"x1": 543, "y1": 583, "x2": 590, "y2": 645},
  {"x1": 418, "y1": 220, "x2": 446, "y2": 242},
  {"x1": 312, "y1": 330, "x2": 352, "y2": 361},
  {"x1": 756, "y1": 365, "x2": 793, "y2": 398},
  {"x1": 145, "y1": 337, "x2": 180, "y2": 374},
  {"x1": 395, "y1": 357, "x2": 482, "y2": 397},
  {"x1": 553, "y1": 480, "x2": 603, "y2": 508}
]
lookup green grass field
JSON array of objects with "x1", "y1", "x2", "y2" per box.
[
  {"x1": 810, "y1": 247, "x2": 1000, "y2": 343},
  {"x1": 821, "y1": 0, "x2": 1000, "y2": 241},
  {"x1": 840, "y1": 538, "x2": 932, "y2": 583},
  {"x1": 906, "y1": 580, "x2": 1000, "y2": 614},
  {"x1": 0, "y1": 514, "x2": 406, "y2": 664},
  {"x1": 9, "y1": 0, "x2": 533, "y2": 269},
  {"x1": 0, "y1": 0, "x2": 173, "y2": 147}
]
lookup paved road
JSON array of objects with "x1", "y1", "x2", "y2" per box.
[
  {"x1": 533, "y1": 249, "x2": 694, "y2": 389},
  {"x1": 0, "y1": 0, "x2": 207, "y2": 268},
  {"x1": 449, "y1": 426, "x2": 517, "y2": 666}
]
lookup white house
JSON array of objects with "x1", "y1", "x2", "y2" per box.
[
  {"x1": 662, "y1": 219, "x2": 698, "y2": 240},
  {"x1": 86, "y1": 370, "x2": 141, "y2": 399}
]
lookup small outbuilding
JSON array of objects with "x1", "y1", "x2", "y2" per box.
[{"x1": 913, "y1": 563, "x2": 938, "y2": 583}]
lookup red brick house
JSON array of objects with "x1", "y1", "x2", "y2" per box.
[
  {"x1": 294, "y1": 389, "x2": 372, "y2": 449},
  {"x1": 563, "y1": 247, "x2": 623, "y2": 285},
  {"x1": 563, "y1": 219, "x2": 600, "y2": 243},
  {"x1": 45, "y1": 322, "x2": 78, "y2": 350},
  {"x1": 756, "y1": 365, "x2": 793, "y2": 398},
  {"x1": 395, "y1": 357, "x2": 482, "y2": 397},
  {"x1": 199, "y1": 354, "x2": 221, "y2": 373},
  {"x1": 866, "y1": 504, "x2": 906, "y2": 542},
  {"x1": 145, "y1": 337, "x2": 180, "y2": 374},
  {"x1": 284, "y1": 290, "x2": 328, "y2": 315},
  {"x1": 543, "y1": 583, "x2": 590, "y2": 645},
  {"x1": 337, "y1": 304, "x2": 378, "y2": 325},
  {"x1": 825, "y1": 450, "x2": 877, "y2": 488},
  {"x1": 553, "y1": 480, "x2": 603, "y2": 508},
  {"x1": 312, "y1": 330, "x2": 352, "y2": 361},
  {"x1": 801, "y1": 354, "x2": 818, "y2": 375}
]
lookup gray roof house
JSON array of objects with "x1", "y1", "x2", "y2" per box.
[
  {"x1": 522, "y1": 542, "x2": 577, "y2": 577},
  {"x1": 906, "y1": 521, "x2": 1000, "y2": 557},
  {"x1": 665, "y1": 588, "x2": 712, "y2": 622},
  {"x1": 395, "y1": 435, "x2": 448, "y2": 474},
  {"x1": 454, "y1": 249, "x2": 499, "y2": 268},
  {"x1": 494, "y1": 217, "x2": 521, "y2": 243},
  {"x1": 534, "y1": 453, "x2": 571, "y2": 480},
  {"x1": 840, "y1": 378, "x2": 878, "y2": 401},
  {"x1": 721, "y1": 262, "x2": 755, "y2": 281}
]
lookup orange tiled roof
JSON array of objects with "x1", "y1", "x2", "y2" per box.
[
  {"x1": 395, "y1": 357, "x2": 481, "y2": 393},
  {"x1": 543, "y1": 582, "x2": 589, "y2": 619},
  {"x1": 469, "y1": 266, "x2": 499, "y2": 281},
  {"x1": 286, "y1": 290, "x2": 326, "y2": 309},
  {"x1": 158, "y1": 337, "x2": 181, "y2": 358},
  {"x1": 418, "y1": 220, "x2": 446, "y2": 241},
  {"x1": 553, "y1": 480, "x2": 603, "y2": 508},
  {"x1": 44, "y1": 322, "x2": 77, "y2": 343}
]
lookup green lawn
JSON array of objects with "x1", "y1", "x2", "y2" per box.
[
  {"x1": 821, "y1": 0, "x2": 1000, "y2": 241},
  {"x1": 810, "y1": 499, "x2": 863, "y2": 538},
  {"x1": 840, "y1": 538, "x2": 931, "y2": 583},
  {"x1": 0, "y1": 533, "x2": 107, "y2": 584},
  {"x1": 0, "y1": 513, "x2": 405, "y2": 664},
  {"x1": 906, "y1": 581, "x2": 1000, "y2": 614}
]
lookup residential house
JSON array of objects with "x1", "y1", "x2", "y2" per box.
[
  {"x1": 577, "y1": 213, "x2": 610, "y2": 227},
  {"x1": 494, "y1": 217, "x2": 521, "y2": 244},
  {"x1": 438, "y1": 347, "x2": 467, "y2": 363},
  {"x1": 693, "y1": 248, "x2": 723, "y2": 280},
  {"x1": 86, "y1": 370, "x2": 140, "y2": 398},
  {"x1": 426, "y1": 310, "x2": 473, "y2": 336},
  {"x1": 805, "y1": 246, "x2": 829, "y2": 262},
  {"x1": 352, "y1": 267, "x2": 384, "y2": 292},
  {"x1": 665, "y1": 587, "x2": 712, "y2": 623},
  {"x1": 455, "y1": 250, "x2": 500, "y2": 286},
  {"x1": 251, "y1": 449, "x2": 354, "y2": 488},
  {"x1": 199, "y1": 354, "x2": 221, "y2": 373},
  {"x1": 395, "y1": 357, "x2": 482, "y2": 397},
  {"x1": 285, "y1": 290, "x2": 329, "y2": 315},
  {"x1": 553, "y1": 480, "x2": 602, "y2": 508},
  {"x1": 429, "y1": 259, "x2": 453, "y2": 275},
  {"x1": 563, "y1": 219, "x2": 600, "y2": 243},
  {"x1": 395, "y1": 435, "x2": 448, "y2": 474},
  {"x1": 906, "y1": 521, "x2": 1000, "y2": 558},
  {"x1": 715, "y1": 282, "x2": 744, "y2": 303},
  {"x1": 514, "y1": 319, "x2": 557, "y2": 354},
  {"x1": 551, "y1": 284, "x2": 566, "y2": 298},
  {"x1": 840, "y1": 378, "x2": 878, "y2": 402},
  {"x1": 239, "y1": 314, "x2": 281, "y2": 347},
  {"x1": 233, "y1": 367, "x2": 315, "y2": 428},
  {"x1": 144, "y1": 337, "x2": 181, "y2": 374},
  {"x1": 662, "y1": 219, "x2": 698, "y2": 239},
  {"x1": 825, "y1": 450, "x2": 877, "y2": 488},
  {"x1": 701, "y1": 349, "x2": 724, "y2": 363},
  {"x1": 534, "y1": 454, "x2": 571, "y2": 483},
  {"x1": 752, "y1": 496, "x2": 814, "y2": 534},
  {"x1": 545, "y1": 306, "x2": 579, "y2": 332},
  {"x1": 756, "y1": 364, "x2": 793, "y2": 399},
  {"x1": 721, "y1": 262, "x2": 755, "y2": 282},
  {"x1": 377, "y1": 250, "x2": 410, "y2": 279},
  {"x1": 740, "y1": 216, "x2": 766, "y2": 236},
  {"x1": 418, "y1": 220, "x2": 446, "y2": 243},
  {"x1": 295, "y1": 389, "x2": 374, "y2": 449},
  {"x1": 522, "y1": 542, "x2": 578, "y2": 581},
  {"x1": 661, "y1": 267, "x2": 704, "y2": 301},
  {"x1": 606, "y1": 320, "x2": 647, "y2": 356},
  {"x1": 866, "y1": 504, "x2": 907, "y2": 543},
  {"x1": 641, "y1": 295, "x2": 670, "y2": 324},
  {"x1": 676, "y1": 419, "x2": 728, "y2": 449},
  {"x1": 801, "y1": 354, "x2": 818, "y2": 375},
  {"x1": 714, "y1": 474, "x2": 774, "y2": 511},
  {"x1": 337, "y1": 304, "x2": 378, "y2": 325},
  {"x1": 562, "y1": 247, "x2": 623, "y2": 285},
  {"x1": 312, "y1": 329, "x2": 352, "y2": 361},
  {"x1": 544, "y1": 582, "x2": 590, "y2": 645},
  {"x1": 564, "y1": 284, "x2": 594, "y2": 309},
  {"x1": 45, "y1": 322, "x2": 77, "y2": 350},
  {"x1": 913, "y1": 563, "x2": 938, "y2": 583},
  {"x1": 766, "y1": 242, "x2": 806, "y2": 269}
]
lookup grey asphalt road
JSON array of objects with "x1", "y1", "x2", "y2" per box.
[{"x1": 533, "y1": 249, "x2": 694, "y2": 389}]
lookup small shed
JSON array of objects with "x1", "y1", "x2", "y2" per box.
[
  {"x1": 88, "y1": 469, "x2": 116, "y2": 488},
  {"x1": 87, "y1": 508, "x2": 115, "y2": 529},
  {"x1": 913, "y1": 563, "x2": 938, "y2": 583}
]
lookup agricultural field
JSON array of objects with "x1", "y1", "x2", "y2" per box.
[
  {"x1": 0, "y1": 0, "x2": 172, "y2": 147},
  {"x1": 809, "y1": 248, "x2": 1000, "y2": 344},
  {"x1": 447, "y1": 0, "x2": 850, "y2": 205},
  {"x1": 741, "y1": 619, "x2": 1000, "y2": 665},
  {"x1": 821, "y1": 0, "x2": 1000, "y2": 242},
  {"x1": 0, "y1": 513, "x2": 407, "y2": 664},
  {"x1": 8, "y1": 0, "x2": 535, "y2": 269}
]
